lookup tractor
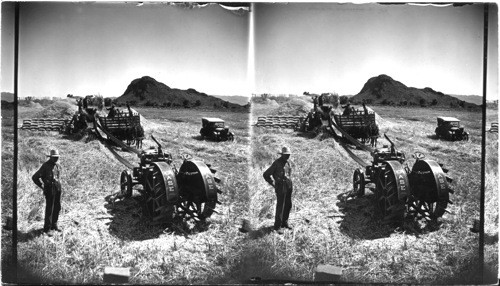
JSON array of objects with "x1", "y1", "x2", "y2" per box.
[
  {"x1": 352, "y1": 134, "x2": 453, "y2": 222},
  {"x1": 119, "y1": 135, "x2": 221, "y2": 223}
]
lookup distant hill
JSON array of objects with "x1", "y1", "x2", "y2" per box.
[
  {"x1": 1, "y1": 92, "x2": 14, "y2": 102},
  {"x1": 350, "y1": 74, "x2": 481, "y2": 110},
  {"x1": 450, "y1": 94, "x2": 483, "y2": 105},
  {"x1": 212, "y1": 95, "x2": 249, "y2": 106},
  {"x1": 115, "y1": 76, "x2": 246, "y2": 110}
]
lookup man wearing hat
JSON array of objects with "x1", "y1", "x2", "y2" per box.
[
  {"x1": 263, "y1": 146, "x2": 293, "y2": 234},
  {"x1": 342, "y1": 102, "x2": 351, "y2": 116},
  {"x1": 32, "y1": 149, "x2": 63, "y2": 235}
]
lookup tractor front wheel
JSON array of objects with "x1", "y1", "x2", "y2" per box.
[
  {"x1": 144, "y1": 162, "x2": 176, "y2": 224},
  {"x1": 120, "y1": 170, "x2": 133, "y2": 198},
  {"x1": 353, "y1": 168, "x2": 365, "y2": 197},
  {"x1": 375, "y1": 162, "x2": 407, "y2": 223}
]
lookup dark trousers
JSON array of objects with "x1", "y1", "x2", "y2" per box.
[
  {"x1": 44, "y1": 183, "x2": 61, "y2": 231},
  {"x1": 274, "y1": 180, "x2": 293, "y2": 229}
]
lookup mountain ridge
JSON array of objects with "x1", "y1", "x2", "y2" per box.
[
  {"x1": 350, "y1": 74, "x2": 480, "y2": 109},
  {"x1": 115, "y1": 76, "x2": 247, "y2": 110}
]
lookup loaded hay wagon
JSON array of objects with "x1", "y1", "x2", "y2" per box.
[
  {"x1": 332, "y1": 112, "x2": 379, "y2": 144},
  {"x1": 97, "y1": 113, "x2": 144, "y2": 147}
]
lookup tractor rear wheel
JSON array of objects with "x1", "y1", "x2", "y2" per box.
[
  {"x1": 408, "y1": 160, "x2": 451, "y2": 221},
  {"x1": 144, "y1": 162, "x2": 177, "y2": 224},
  {"x1": 177, "y1": 160, "x2": 220, "y2": 221},
  {"x1": 353, "y1": 168, "x2": 365, "y2": 197},
  {"x1": 375, "y1": 161, "x2": 408, "y2": 223},
  {"x1": 120, "y1": 170, "x2": 133, "y2": 198}
]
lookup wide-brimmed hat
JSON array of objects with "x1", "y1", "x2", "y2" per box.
[
  {"x1": 278, "y1": 146, "x2": 291, "y2": 155},
  {"x1": 47, "y1": 149, "x2": 60, "y2": 158}
]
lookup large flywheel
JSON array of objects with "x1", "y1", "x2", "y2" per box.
[
  {"x1": 408, "y1": 159, "x2": 451, "y2": 220},
  {"x1": 144, "y1": 162, "x2": 178, "y2": 223},
  {"x1": 375, "y1": 161, "x2": 409, "y2": 222},
  {"x1": 177, "y1": 159, "x2": 220, "y2": 221}
]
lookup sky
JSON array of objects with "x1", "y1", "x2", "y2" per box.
[
  {"x1": 255, "y1": 3, "x2": 498, "y2": 100},
  {"x1": 1, "y1": 2, "x2": 498, "y2": 100},
  {"x1": 1, "y1": 2, "x2": 250, "y2": 98}
]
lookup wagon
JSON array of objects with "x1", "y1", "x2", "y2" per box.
[
  {"x1": 333, "y1": 113, "x2": 379, "y2": 143},
  {"x1": 98, "y1": 113, "x2": 143, "y2": 144}
]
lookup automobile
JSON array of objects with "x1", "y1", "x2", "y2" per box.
[
  {"x1": 435, "y1": 116, "x2": 469, "y2": 141},
  {"x1": 200, "y1": 117, "x2": 234, "y2": 141}
]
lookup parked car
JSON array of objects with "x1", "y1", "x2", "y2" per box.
[
  {"x1": 200, "y1": 117, "x2": 234, "y2": 141},
  {"x1": 435, "y1": 116, "x2": 469, "y2": 141}
]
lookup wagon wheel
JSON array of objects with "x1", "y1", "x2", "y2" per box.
[
  {"x1": 144, "y1": 162, "x2": 177, "y2": 224},
  {"x1": 375, "y1": 161, "x2": 408, "y2": 222},
  {"x1": 353, "y1": 168, "x2": 365, "y2": 197},
  {"x1": 463, "y1": 133, "x2": 469, "y2": 141},
  {"x1": 408, "y1": 160, "x2": 451, "y2": 221},
  {"x1": 120, "y1": 170, "x2": 133, "y2": 198},
  {"x1": 228, "y1": 133, "x2": 234, "y2": 141},
  {"x1": 177, "y1": 160, "x2": 220, "y2": 221}
]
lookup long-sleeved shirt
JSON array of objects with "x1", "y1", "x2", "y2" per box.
[
  {"x1": 263, "y1": 158, "x2": 292, "y2": 186},
  {"x1": 32, "y1": 160, "x2": 61, "y2": 190}
]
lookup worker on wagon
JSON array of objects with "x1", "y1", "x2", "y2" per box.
[
  {"x1": 313, "y1": 96, "x2": 318, "y2": 111},
  {"x1": 362, "y1": 101, "x2": 369, "y2": 115},
  {"x1": 32, "y1": 149, "x2": 63, "y2": 236},
  {"x1": 82, "y1": 97, "x2": 88, "y2": 109},
  {"x1": 318, "y1": 94, "x2": 324, "y2": 107},
  {"x1": 107, "y1": 105, "x2": 117, "y2": 118},
  {"x1": 127, "y1": 102, "x2": 134, "y2": 117},
  {"x1": 342, "y1": 103, "x2": 351, "y2": 116},
  {"x1": 263, "y1": 147, "x2": 293, "y2": 234},
  {"x1": 77, "y1": 98, "x2": 83, "y2": 112}
]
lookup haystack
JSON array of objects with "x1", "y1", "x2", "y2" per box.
[
  {"x1": 34, "y1": 101, "x2": 77, "y2": 118},
  {"x1": 273, "y1": 98, "x2": 312, "y2": 116},
  {"x1": 27, "y1": 101, "x2": 43, "y2": 109}
]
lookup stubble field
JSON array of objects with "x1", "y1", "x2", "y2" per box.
[
  {"x1": 248, "y1": 99, "x2": 497, "y2": 284},
  {"x1": 1, "y1": 99, "x2": 498, "y2": 284},
  {"x1": 8, "y1": 104, "x2": 254, "y2": 284}
]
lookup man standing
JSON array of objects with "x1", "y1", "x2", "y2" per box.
[
  {"x1": 263, "y1": 147, "x2": 293, "y2": 234},
  {"x1": 32, "y1": 149, "x2": 62, "y2": 235}
]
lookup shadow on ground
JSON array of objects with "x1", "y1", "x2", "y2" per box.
[
  {"x1": 247, "y1": 225, "x2": 274, "y2": 239},
  {"x1": 426, "y1": 134, "x2": 440, "y2": 140},
  {"x1": 17, "y1": 228, "x2": 45, "y2": 242},
  {"x1": 104, "y1": 193, "x2": 212, "y2": 240},
  {"x1": 335, "y1": 191, "x2": 443, "y2": 239},
  {"x1": 335, "y1": 192, "x2": 394, "y2": 239}
]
